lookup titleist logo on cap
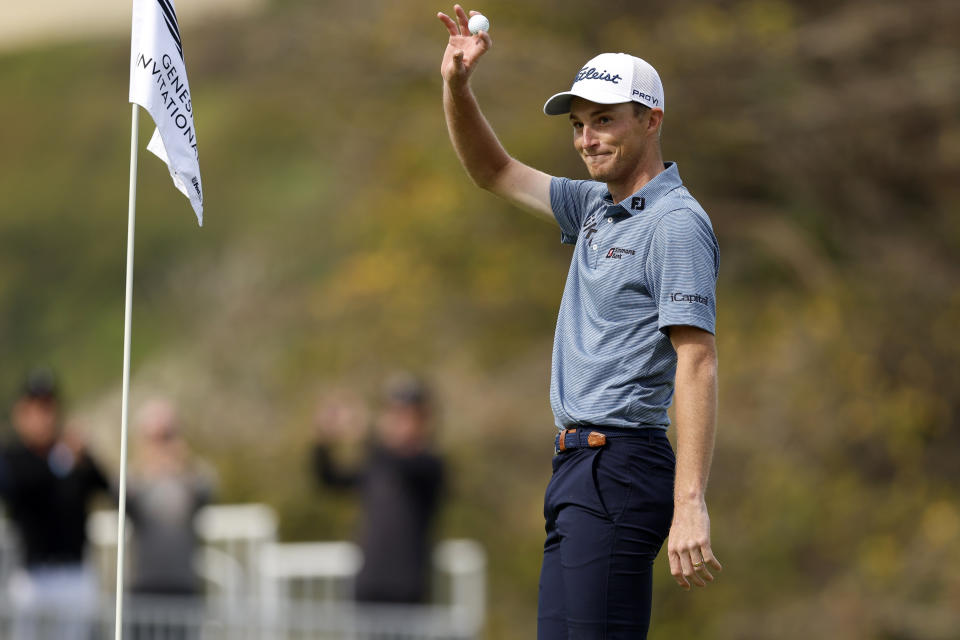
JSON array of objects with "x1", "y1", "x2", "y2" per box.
[{"x1": 575, "y1": 66, "x2": 623, "y2": 85}]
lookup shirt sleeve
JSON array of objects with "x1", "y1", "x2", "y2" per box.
[
  {"x1": 0, "y1": 452, "x2": 9, "y2": 500},
  {"x1": 193, "y1": 462, "x2": 218, "y2": 508},
  {"x1": 645, "y1": 209, "x2": 720, "y2": 335},
  {"x1": 80, "y1": 452, "x2": 114, "y2": 503},
  {"x1": 550, "y1": 177, "x2": 606, "y2": 245},
  {"x1": 311, "y1": 443, "x2": 361, "y2": 490}
]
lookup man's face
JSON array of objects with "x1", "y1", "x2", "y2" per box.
[
  {"x1": 12, "y1": 397, "x2": 59, "y2": 450},
  {"x1": 377, "y1": 403, "x2": 430, "y2": 452},
  {"x1": 569, "y1": 99, "x2": 652, "y2": 184}
]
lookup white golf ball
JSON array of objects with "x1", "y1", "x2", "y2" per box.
[{"x1": 468, "y1": 14, "x2": 490, "y2": 35}]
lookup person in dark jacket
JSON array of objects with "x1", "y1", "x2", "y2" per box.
[
  {"x1": 0, "y1": 370, "x2": 111, "y2": 640},
  {"x1": 312, "y1": 375, "x2": 445, "y2": 604}
]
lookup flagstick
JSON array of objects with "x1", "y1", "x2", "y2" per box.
[{"x1": 113, "y1": 102, "x2": 139, "y2": 640}]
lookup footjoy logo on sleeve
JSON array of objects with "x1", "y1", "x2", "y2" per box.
[
  {"x1": 575, "y1": 66, "x2": 623, "y2": 85},
  {"x1": 670, "y1": 293, "x2": 710, "y2": 306}
]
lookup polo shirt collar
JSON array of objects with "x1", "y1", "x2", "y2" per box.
[{"x1": 602, "y1": 162, "x2": 683, "y2": 215}]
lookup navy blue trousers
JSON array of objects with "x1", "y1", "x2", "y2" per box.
[{"x1": 538, "y1": 428, "x2": 675, "y2": 639}]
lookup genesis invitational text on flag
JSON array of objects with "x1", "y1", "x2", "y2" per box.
[{"x1": 130, "y1": 0, "x2": 204, "y2": 225}]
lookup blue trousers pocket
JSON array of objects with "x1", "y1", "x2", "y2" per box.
[{"x1": 591, "y1": 446, "x2": 634, "y2": 522}]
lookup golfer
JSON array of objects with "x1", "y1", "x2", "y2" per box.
[{"x1": 438, "y1": 6, "x2": 722, "y2": 638}]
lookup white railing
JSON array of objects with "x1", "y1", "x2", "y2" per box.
[
  {"x1": 0, "y1": 504, "x2": 486, "y2": 640},
  {"x1": 0, "y1": 596, "x2": 479, "y2": 639}
]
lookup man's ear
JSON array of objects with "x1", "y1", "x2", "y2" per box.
[{"x1": 647, "y1": 108, "x2": 664, "y2": 136}]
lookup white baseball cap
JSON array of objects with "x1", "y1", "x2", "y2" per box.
[{"x1": 543, "y1": 53, "x2": 665, "y2": 115}]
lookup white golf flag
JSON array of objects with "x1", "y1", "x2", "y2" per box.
[{"x1": 129, "y1": 0, "x2": 204, "y2": 225}]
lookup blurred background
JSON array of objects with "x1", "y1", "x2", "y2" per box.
[{"x1": 1, "y1": 0, "x2": 958, "y2": 638}]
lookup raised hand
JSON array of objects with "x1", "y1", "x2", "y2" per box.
[
  {"x1": 61, "y1": 419, "x2": 90, "y2": 460},
  {"x1": 313, "y1": 389, "x2": 369, "y2": 444},
  {"x1": 437, "y1": 5, "x2": 492, "y2": 89}
]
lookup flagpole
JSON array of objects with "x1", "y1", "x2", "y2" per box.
[{"x1": 113, "y1": 102, "x2": 139, "y2": 640}]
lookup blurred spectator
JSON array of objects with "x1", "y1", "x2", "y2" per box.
[
  {"x1": 312, "y1": 374, "x2": 445, "y2": 604},
  {"x1": 0, "y1": 369, "x2": 111, "y2": 640},
  {"x1": 126, "y1": 398, "x2": 215, "y2": 640}
]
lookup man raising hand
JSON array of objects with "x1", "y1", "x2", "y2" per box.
[{"x1": 438, "y1": 6, "x2": 723, "y2": 638}]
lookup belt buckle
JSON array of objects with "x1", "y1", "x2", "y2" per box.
[
  {"x1": 554, "y1": 428, "x2": 577, "y2": 454},
  {"x1": 587, "y1": 431, "x2": 606, "y2": 447}
]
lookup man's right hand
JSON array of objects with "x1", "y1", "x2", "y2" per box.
[
  {"x1": 438, "y1": 5, "x2": 492, "y2": 90},
  {"x1": 313, "y1": 390, "x2": 369, "y2": 444}
]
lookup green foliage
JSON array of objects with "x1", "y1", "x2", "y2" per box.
[{"x1": 1, "y1": 0, "x2": 958, "y2": 637}]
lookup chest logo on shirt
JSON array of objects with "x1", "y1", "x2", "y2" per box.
[
  {"x1": 605, "y1": 247, "x2": 636, "y2": 259},
  {"x1": 582, "y1": 213, "x2": 599, "y2": 240}
]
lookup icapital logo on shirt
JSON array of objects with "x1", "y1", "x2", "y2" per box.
[{"x1": 670, "y1": 292, "x2": 710, "y2": 306}]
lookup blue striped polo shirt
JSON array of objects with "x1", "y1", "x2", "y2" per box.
[{"x1": 549, "y1": 162, "x2": 719, "y2": 430}]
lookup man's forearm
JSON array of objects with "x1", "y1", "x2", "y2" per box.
[
  {"x1": 667, "y1": 343, "x2": 722, "y2": 589},
  {"x1": 442, "y1": 82, "x2": 512, "y2": 189},
  {"x1": 672, "y1": 348, "x2": 718, "y2": 503}
]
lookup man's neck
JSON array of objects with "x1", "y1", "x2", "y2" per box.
[{"x1": 607, "y1": 155, "x2": 665, "y2": 205}]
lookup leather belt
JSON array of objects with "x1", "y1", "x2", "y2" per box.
[{"x1": 554, "y1": 428, "x2": 607, "y2": 454}]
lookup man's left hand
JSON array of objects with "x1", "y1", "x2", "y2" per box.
[{"x1": 667, "y1": 498, "x2": 722, "y2": 589}]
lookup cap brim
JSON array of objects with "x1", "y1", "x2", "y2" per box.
[{"x1": 543, "y1": 86, "x2": 633, "y2": 115}]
